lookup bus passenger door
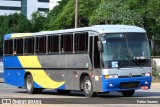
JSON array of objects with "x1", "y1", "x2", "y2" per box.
[{"x1": 89, "y1": 36, "x2": 102, "y2": 92}]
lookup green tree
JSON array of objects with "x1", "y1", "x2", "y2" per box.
[
  {"x1": 45, "y1": 0, "x2": 69, "y2": 30},
  {"x1": 30, "y1": 11, "x2": 49, "y2": 32},
  {"x1": 0, "y1": 13, "x2": 31, "y2": 41},
  {"x1": 89, "y1": 0, "x2": 143, "y2": 26},
  {"x1": 46, "y1": 0, "x2": 99, "y2": 30}
]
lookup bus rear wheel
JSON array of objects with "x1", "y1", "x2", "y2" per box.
[
  {"x1": 122, "y1": 90, "x2": 135, "y2": 97},
  {"x1": 83, "y1": 76, "x2": 95, "y2": 97},
  {"x1": 25, "y1": 74, "x2": 42, "y2": 94}
]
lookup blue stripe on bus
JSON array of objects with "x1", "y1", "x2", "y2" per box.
[
  {"x1": 4, "y1": 69, "x2": 25, "y2": 86},
  {"x1": 4, "y1": 34, "x2": 12, "y2": 40},
  {"x1": 4, "y1": 56, "x2": 25, "y2": 87},
  {"x1": 34, "y1": 82, "x2": 42, "y2": 88},
  {"x1": 57, "y1": 84, "x2": 65, "y2": 90},
  {"x1": 102, "y1": 76, "x2": 152, "y2": 92},
  {"x1": 3, "y1": 56, "x2": 23, "y2": 68},
  {"x1": 4, "y1": 56, "x2": 42, "y2": 88}
]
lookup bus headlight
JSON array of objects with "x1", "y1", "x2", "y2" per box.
[
  {"x1": 142, "y1": 73, "x2": 151, "y2": 76},
  {"x1": 105, "y1": 74, "x2": 118, "y2": 79}
]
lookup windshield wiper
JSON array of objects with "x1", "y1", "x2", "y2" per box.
[
  {"x1": 118, "y1": 60, "x2": 125, "y2": 69},
  {"x1": 117, "y1": 54, "x2": 128, "y2": 69},
  {"x1": 132, "y1": 57, "x2": 147, "y2": 68}
]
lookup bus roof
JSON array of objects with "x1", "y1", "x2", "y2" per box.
[{"x1": 4, "y1": 25, "x2": 146, "y2": 39}]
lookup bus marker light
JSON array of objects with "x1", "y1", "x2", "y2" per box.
[
  {"x1": 145, "y1": 81, "x2": 149, "y2": 85},
  {"x1": 89, "y1": 67, "x2": 92, "y2": 70},
  {"x1": 95, "y1": 76, "x2": 99, "y2": 81},
  {"x1": 109, "y1": 83, "x2": 114, "y2": 87},
  {"x1": 145, "y1": 73, "x2": 151, "y2": 76},
  {"x1": 104, "y1": 75, "x2": 109, "y2": 79},
  {"x1": 142, "y1": 73, "x2": 151, "y2": 76},
  {"x1": 141, "y1": 86, "x2": 148, "y2": 90}
]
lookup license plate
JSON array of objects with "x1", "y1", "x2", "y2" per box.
[{"x1": 141, "y1": 86, "x2": 148, "y2": 90}]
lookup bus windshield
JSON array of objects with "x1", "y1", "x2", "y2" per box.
[{"x1": 101, "y1": 33, "x2": 151, "y2": 68}]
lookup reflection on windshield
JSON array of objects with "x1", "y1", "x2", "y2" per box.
[{"x1": 101, "y1": 33, "x2": 151, "y2": 68}]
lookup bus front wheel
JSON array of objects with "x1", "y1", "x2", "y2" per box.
[
  {"x1": 83, "y1": 76, "x2": 95, "y2": 97},
  {"x1": 122, "y1": 90, "x2": 135, "y2": 97},
  {"x1": 25, "y1": 74, "x2": 42, "y2": 94}
]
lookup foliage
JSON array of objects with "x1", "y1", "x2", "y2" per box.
[
  {"x1": 0, "y1": 13, "x2": 31, "y2": 40},
  {"x1": 89, "y1": 0, "x2": 143, "y2": 26},
  {"x1": 46, "y1": 0, "x2": 99, "y2": 30},
  {"x1": 0, "y1": 0, "x2": 159, "y2": 56},
  {"x1": 45, "y1": 0, "x2": 69, "y2": 30},
  {"x1": 30, "y1": 11, "x2": 49, "y2": 32}
]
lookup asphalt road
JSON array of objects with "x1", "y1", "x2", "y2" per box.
[{"x1": 0, "y1": 83, "x2": 160, "y2": 105}]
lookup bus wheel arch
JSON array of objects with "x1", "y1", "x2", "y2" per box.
[
  {"x1": 80, "y1": 73, "x2": 90, "y2": 90},
  {"x1": 80, "y1": 73, "x2": 95, "y2": 97},
  {"x1": 24, "y1": 72, "x2": 42, "y2": 94}
]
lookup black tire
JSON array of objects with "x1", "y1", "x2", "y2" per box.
[
  {"x1": 83, "y1": 76, "x2": 95, "y2": 97},
  {"x1": 122, "y1": 90, "x2": 135, "y2": 97},
  {"x1": 57, "y1": 90, "x2": 71, "y2": 95},
  {"x1": 25, "y1": 74, "x2": 42, "y2": 94}
]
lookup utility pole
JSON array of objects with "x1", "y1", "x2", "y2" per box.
[{"x1": 75, "y1": 0, "x2": 78, "y2": 28}]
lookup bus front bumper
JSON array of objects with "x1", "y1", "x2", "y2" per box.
[{"x1": 102, "y1": 76, "x2": 152, "y2": 92}]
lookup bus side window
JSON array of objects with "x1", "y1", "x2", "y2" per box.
[
  {"x1": 89, "y1": 36, "x2": 93, "y2": 67},
  {"x1": 48, "y1": 35, "x2": 59, "y2": 53},
  {"x1": 75, "y1": 32, "x2": 88, "y2": 52},
  {"x1": 61, "y1": 34, "x2": 73, "y2": 53},
  {"x1": 94, "y1": 36, "x2": 100, "y2": 68},
  {"x1": 36, "y1": 36, "x2": 46, "y2": 54},
  {"x1": 4, "y1": 40, "x2": 13, "y2": 55},
  {"x1": 25, "y1": 38, "x2": 34, "y2": 54},
  {"x1": 89, "y1": 36, "x2": 100, "y2": 68},
  {"x1": 14, "y1": 39, "x2": 23, "y2": 55}
]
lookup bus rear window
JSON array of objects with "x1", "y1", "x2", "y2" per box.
[{"x1": 4, "y1": 40, "x2": 13, "y2": 55}]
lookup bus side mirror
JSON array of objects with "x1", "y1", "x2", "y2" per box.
[{"x1": 97, "y1": 41, "x2": 103, "y2": 52}]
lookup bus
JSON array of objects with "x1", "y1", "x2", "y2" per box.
[{"x1": 3, "y1": 25, "x2": 152, "y2": 97}]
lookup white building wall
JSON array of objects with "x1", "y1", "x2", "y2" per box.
[
  {"x1": 0, "y1": 1, "x2": 21, "y2": 7},
  {"x1": 27, "y1": 0, "x2": 50, "y2": 19},
  {"x1": 0, "y1": 0, "x2": 21, "y2": 16},
  {"x1": 0, "y1": 0, "x2": 62, "y2": 19},
  {"x1": 27, "y1": 0, "x2": 38, "y2": 19},
  {"x1": 49, "y1": 0, "x2": 62, "y2": 11},
  {"x1": 38, "y1": 2, "x2": 49, "y2": 8}
]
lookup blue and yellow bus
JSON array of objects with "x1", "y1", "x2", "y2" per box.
[{"x1": 3, "y1": 25, "x2": 152, "y2": 97}]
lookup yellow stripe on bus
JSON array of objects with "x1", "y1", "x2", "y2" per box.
[
  {"x1": 18, "y1": 56, "x2": 65, "y2": 89},
  {"x1": 12, "y1": 33, "x2": 32, "y2": 38}
]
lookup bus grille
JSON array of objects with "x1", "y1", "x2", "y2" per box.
[
  {"x1": 118, "y1": 75, "x2": 142, "y2": 78},
  {"x1": 120, "y1": 81, "x2": 140, "y2": 89}
]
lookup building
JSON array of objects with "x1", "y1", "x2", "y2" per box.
[{"x1": 0, "y1": 0, "x2": 61, "y2": 19}]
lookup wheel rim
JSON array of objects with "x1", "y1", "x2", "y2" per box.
[
  {"x1": 84, "y1": 80, "x2": 91, "y2": 93},
  {"x1": 26, "y1": 77, "x2": 32, "y2": 91}
]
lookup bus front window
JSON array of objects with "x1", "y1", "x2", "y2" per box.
[
  {"x1": 101, "y1": 33, "x2": 151, "y2": 68},
  {"x1": 126, "y1": 33, "x2": 150, "y2": 67}
]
